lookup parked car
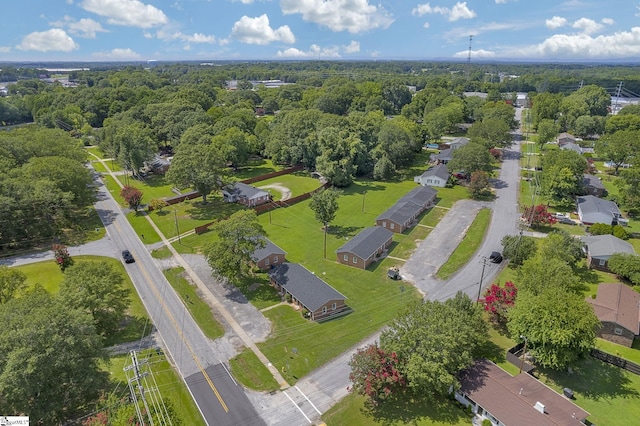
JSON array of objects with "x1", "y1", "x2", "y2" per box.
[
  {"x1": 489, "y1": 251, "x2": 503, "y2": 264},
  {"x1": 557, "y1": 216, "x2": 575, "y2": 225},
  {"x1": 122, "y1": 250, "x2": 135, "y2": 264},
  {"x1": 453, "y1": 171, "x2": 467, "y2": 180}
]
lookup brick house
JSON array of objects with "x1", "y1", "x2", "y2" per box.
[
  {"x1": 581, "y1": 234, "x2": 635, "y2": 271},
  {"x1": 588, "y1": 283, "x2": 640, "y2": 347},
  {"x1": 455, "y1": 359, "x2": 589, "y2": 426},
  {"x1": 557, "y1": 132, "x2": 576, "y2": 146},
  {"x1": 251, "y1": 238, "x2": 286, "y2": 271},
  {"x1": 376, "y1": 186, "x2": 437, "y2": 233},
  {"x1": 268, "y1": 263, "x2": 349, "y2": 321},
  {"x1": 336, "y1": 226, "x2": 394, "y2": 269},
  {"x1": 222, "y1": 182, "x2": 271, "y2": 207},
  {"x1": 582, "y1": 174, "x2": 606, "y2": 197}
]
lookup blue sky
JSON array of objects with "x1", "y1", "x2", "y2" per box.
[{"x1": 2, "y1": 0, "x2": 640, "y2": 62}]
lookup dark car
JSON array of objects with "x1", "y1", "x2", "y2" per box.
[
  {"x1": 122, "y1": 250, "x2": 135, "y2": 264},
  {"x1": 557, "y1": 216, "x2": 575, "y2": 225},
  {"x1": 489, "y1": 251, "x2": 503, "y2": 264}
]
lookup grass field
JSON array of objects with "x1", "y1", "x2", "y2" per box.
[
  {"x1": 163, "y1": 267, "x2": 225, "y2": 340},
  {"x1": 254, "y1": 171, "x2": 322, "y2": 199},
  {"x1": 229, "y1": 348, "x2": 280, "y2": 391}
]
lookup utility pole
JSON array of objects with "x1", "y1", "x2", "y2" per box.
[
  {"x1": 614, "y1": 81, "x2": 624, "y2": 114},
  {"x1": 519, "y1": 335, "x2": 528, "y2": 374},
  {"x1": 123, "y1": 350, "x2": 173, "y2": 426},
  {"x1": 476, "y1": 256, "x2": 487, "y2": 303},
  {"x1": 173, "y1": 209, "x2": 181, "y2": 244}
]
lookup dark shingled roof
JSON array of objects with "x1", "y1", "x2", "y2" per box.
[
  {"x1": 583, "y1": 174, "x2": 605, "y2": 190},
  {"x1": 459, "y1": 359, "x2": 589, "y2": 426},
  {"x1": 419, "y1": 164, "x2": 450, "y2": 181},
  {"x1": 399, "y1": 185, "x2": 437, "y2": 207},
  {"x1": 269, "y1": 263, "x2": 346, "y2": 312},
  {"x1": 251, "y1": 237, "x2": 286, "y2": 262},
  {"x1": 224, "y1": 182, "x2": 269, "y2": 200},
  {"x1": 581, "y1": 234, "x2": 635, "y2": 258},
  {"x1": 376, "y1": 201, "x2": 423, "y2": 225},
  {"x1": 577, "y1": 195, "x2": 622, "y2": 224},
  {"x1": 336, "y1": 226, "x2": 394, "y2": 259}
]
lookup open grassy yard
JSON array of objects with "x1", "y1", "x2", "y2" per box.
[
  {"x1": 16, "y1": 256, "x2": 151, "y2": 346},
  {"x1": 229, "y1": 348, "x2": 280, "y2": 391},
  {"x1": 255, "y1": 172, "x2": 322, "y2": 199},
  {"x1": 232, "y1": 157, "x2": 285, "y2": 180},
  {"x1": 108, "y1": 348, "x2": 205, "y2": 426}
]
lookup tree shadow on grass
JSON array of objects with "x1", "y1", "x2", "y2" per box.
[
  {"x1": 331, "y1": 225, "x2": 361, "y2": 239},
  {"x1": 476, "y1": 337, "x2": 507, "y2": 364},
  {"x1": 362, "y1": 391, "x2": 471, "y2": 426},
  {"x1": 538, "y1": 356, "x2": 639, "y2": 401}
]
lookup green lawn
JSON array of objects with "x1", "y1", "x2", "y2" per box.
[
  {"x1": 254, "y1": 172, "x2": 322, "y2": 199},
  {"x1": 16, "y1": 256, "x2": 151, "y2": 346},
  {"x1": 437, "y1": 208, "x2": 491, "y2": 280},
  {"x1": 595, "y1": 338, "x2": 640, "y2": 365},
  {"x1": 108, "y1": 348, "x2": 205, "y2": 425},
  {"x1": 163, "y1": 267, "x2": 225, "y2": 340},
  {"x1": 232, "y1": 157, "x2": 284, "y2": 180},
  {"x1": 229, "y1": 348, "x2": 280, "y2": 391}
]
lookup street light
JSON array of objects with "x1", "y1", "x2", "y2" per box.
[{"x1": 519, "y1": 335, "x2": 528, "y2": 374}]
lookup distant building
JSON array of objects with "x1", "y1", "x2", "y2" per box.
[{"x1": 222, "y1": 183, "x2": 271, "y2": 207}]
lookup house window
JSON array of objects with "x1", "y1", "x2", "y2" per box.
[
  {"x1": 382, "y1": 221, "x2": 386, "y2": 228},
  {"x1": 273, "y1": 256, "x2": 279, "y2": 264},
  {"x1": 322, "y1": 306, "x2": 327, "y2": 314},
  {"x1": 390, "y1": 223, "x2": 395, "y2": 230},
  {"x1": 599, "y1": 259, "x2": 606, "y2": 266},
  {"x1": 343, "y1": 254, "x2": 348, "y2": 261},
  {"x1": 332, "y1": 302, "x2": 336, "y2": 310},
  {"x1": 265, "y1": 258, "x2": 270, "y2": 266},
  {"x1": 353, "y1": 256, "x2": 357, "y2": 264},
  {"x1": 615, "y1": 327, "x2": 623, "y2": 336}
]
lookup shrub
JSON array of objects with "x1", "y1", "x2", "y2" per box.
[
  {"x1": 589, "y1": 223, "x2": 613, "y2": 235},
  {"x1": 613, "y1": 225, "x2": 629, "y2": 240}
]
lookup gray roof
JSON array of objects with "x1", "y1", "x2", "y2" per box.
[
  {"x1": 399, "y1": 185, "x2": 437, "y2": 207},
  {"x1": 582, "y1": 234, "x2": 636, "y2": 258},
  {"x1": 252, "y1": 237, "x2": 286, "y2": 262},
  {"x1": 336, "y1": 226, "x2": 394, "y2": 259},
  {"x1": 224, "y1": 182, "x2": 269, "y2": 200},
  {"x1": 419, "y1": 164, "x2": 450, "y2": 181},
  {"x1": 583, "y1": 174, "x2": 605, "y2": 190},
  {"x1": 435, "y1": 147, "x2": 454, "y2": 162},
  {"x1": 557, "y1": 132, "x2": 576, "y2": 141},
  {"x1": 269, "y1": 263, "x2": 346, "y2": 311},
  {"x1": 560, "y1": 142, "x2": 583, "y2": 154},
  {"x1": 449, "y1": 137, "x2": 470, "y2": 149},
  {"x1": 577, "y1": 195, "x2": 621, "y2": 224},
  {"x1": 376, "y1": 201, "x2": 423, "y2": 226}
]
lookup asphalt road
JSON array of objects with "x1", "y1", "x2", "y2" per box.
[{"x1": 93, "y1": 175, "x2": 264, "y2": 426}]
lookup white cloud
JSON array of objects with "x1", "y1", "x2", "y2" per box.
[
  {"x1": 0, "y1": 46, "x2": 11, "y2": 53},
  {"x1": 602, "y1": 18, "x2": 614, "y2": 25},
  {"x1": 80, "y1": 0, "x2": 168, "y2": 28},
  {"x1": 276, "y1": 44, "x2": 341, "y2": 58},
  {"x1": 453, "y1": 48, "x2": 495, "y2": 58},
  {"x1": 230, "y1": 14, "x2": 295, "y2": 45},
  {"x1": 572, "y1": 17, "x2": 602, "y2": 35},
  {"x1": 281, "y1": 0, "x2": 393, "y2": 33},
  {"x1": 93, "y1": 47, "x2": 141, "y2": 59},
  {"x1": 344, "y1": 40, "x2": 360, "y2": 53},
  {"x1": 51, "y1": 16, "x2": 108, "y2": 38},
  {"x1": 423, "y1": 22, "x2": 430, "y2": 29},
  {"x1": 17, "y1": 29, "x2": 79, "y2": 52},
  {"x1": 545, "y1": 16, "x2": 567, "y2": 30},
  {"x1": 156, "y1": 30, "x2": 215, "y2": 43},
  {"x1": 495, "y1": 0, "x2": 509, "y2": 3},
  {"x1": 412, "y1": 2, "x2": 476, "y2": 22},
  {"x1": 518, "y1": 27, "x2": 640, "y2": 58},
  {"x1": 232, "y1": 0, "x2": 255, "y2": 3}
]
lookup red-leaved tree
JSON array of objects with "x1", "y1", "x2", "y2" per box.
[
  {"x1": 53, "y1": 243, "x2": 73, "y2": 271},
  {"x1": 522, "y1": 204, "x2": 556, "y2": 227},
  {"x1": 482, "y1": 281, "x2": 517, "y2": 323},
  {"x1": 348, "y1": 343, "x2": 406, "y2": 404},
  {"x1": 120, "y1": 185, "x2": 143, "y2": 211}
]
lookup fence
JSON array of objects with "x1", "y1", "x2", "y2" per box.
[
  {"x1": 506, "y1": 342, "x2": 535, "y2": 374},
  {"x1": 253, "y1": 182, "x2": 331, "y2": 214},
  {"x1": 240, "y1": 165, "x2": 304, "y2": 184},
  {"x1": 590, "y1": 348, "x2": 640, "y2": 375}
]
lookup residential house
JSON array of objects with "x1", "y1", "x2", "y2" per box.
[
  {"x1": 581, "y1": 234, "x2": 635, "y2": 271},
  {"x1": 147, "y1": 155, "x2": 171, "y2": 174},
  {"x1": 222, "y1": 182, "x2": 271, "y2": 207},
  {"x1": 269, "y1": 263, "x2": 349, "y2": 321},
  {"x1": 376, "y1": 186, "x2": 437, "y2": 233},
  {"x1": 588, "y1": 283, "x2": 640, "y2": 347},
  {"x1": 576, "y1": 195, "x2": 624, "y2": 226},
  {"x1": 252, "y1": 238, "x2": 286, "y2": 271},
  {"x1": 336, "y1": 226, "x2": 394, "y2": 269},
  {"x1": 455, "y1": 359, "x2": 589, "y2": 426},
  {"x1": 560, "y1": 142, "x2": 583, "y2": 155},
  {"x1": 414, "y1": 164, "x2": 450, "y2": 188},
  {"x1": 557, "y1": 132, "x2": 576, "y2": 146},
  {"x1": 433, "y1": 137, "x2": 469, "y2": 164},
  {"x1": 582, "y1": 174, "x2": 606, "y2": 197}
]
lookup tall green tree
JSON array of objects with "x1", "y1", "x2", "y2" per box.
[
  {"x1": 516, "y1": 256, "x2": 580, "y2": 296},
  {"x1": 310, "y1": 188, "x2": 341, "y2": 258},
  {"x1": 468, "y1": 118, "x2": 512, "y2": 148},
  {"x1": 0, "y1": 266, "x2": 27, "y2": 304},
  {"x1": 536, "y1": 119, "x2": 559, "y2": 150},
  {"x1": 447, "y1": 142, "x2": 494, "y2": 175},
  {"x1": 507, "y1": 286, "x2": 599, "y2": 369},
  {"x1": 501, "y1": 234, "x2": 537, "y2": 268},
  {"x1": 59, "y1": 261, "x2": 130, "y2": 338},
  {"x1": 0, "y1": 288, "x2": 108, "y2": 424},
  {"x1": 315, "y1": 127, "x2": 357, "y2": 187},
  {"x1": 205, "y1": 210, "x2": 266, "y2": 281},
  {"x1": 380, "y1": 293, "x2": 487, "y2": 400},
  {"x1": 616, "y1": 167, "x2": 640, "y2": 214},
  {"x1": 538, "y1": 229, "x2": 584, "y2": 268},
  {"x1": 166, "y1": 142, "x2": 228, "y2": 204},
  {"x1": 595, "y1": 129, "x2": 640, "y2": 175}
]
